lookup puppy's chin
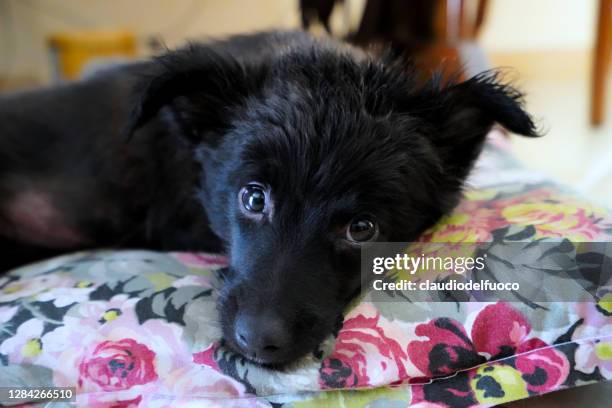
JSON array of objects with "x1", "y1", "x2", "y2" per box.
[{"x1": 220, "y1": 338, "x2": 315, "y2": 369}]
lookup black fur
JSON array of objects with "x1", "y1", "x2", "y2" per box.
[{"x1": 0, "y1": 31, "x2": 539, "y2": 365}]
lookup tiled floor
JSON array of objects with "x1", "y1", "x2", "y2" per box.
[{"x1": 488, "y1": 50, "x2": 612, "y2": 208}]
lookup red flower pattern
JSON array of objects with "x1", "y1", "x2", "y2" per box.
[
  {"x1": 408, "y1": 303, "x2": 570, "y2": 407},
  {"x1": 78, "y1": 339, "x2": 158, "y2": 392}
]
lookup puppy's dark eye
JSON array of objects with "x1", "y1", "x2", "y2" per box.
[
  {"x1": 241, "y1": 185, "x2": 266, "y2": 213},
  {"x1": 346, "y1": 216, "x2": 378, "y2": 242}
]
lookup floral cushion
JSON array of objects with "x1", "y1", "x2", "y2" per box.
[{"x1": 1, "y1": 131, "x2": 611, "y2": 407}]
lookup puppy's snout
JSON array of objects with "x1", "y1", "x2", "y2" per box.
[{"x1": 234, "y1": 312, "x2": 291, "y2": 360}]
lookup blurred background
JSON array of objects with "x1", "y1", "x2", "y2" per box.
[{"x1": 0, "y1": 0, "x2": 610, "y2": 206}]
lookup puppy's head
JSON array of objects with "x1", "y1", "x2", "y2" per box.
[{"x1": 127, "y1": 41, "x2": 539, "y2": 366}]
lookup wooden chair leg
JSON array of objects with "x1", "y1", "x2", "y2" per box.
[{"x1": 592, "y1": 0, "x2": 611, "y2": 126}]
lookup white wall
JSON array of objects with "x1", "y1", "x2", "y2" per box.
[
  {"x1": 0, "y1": 0, "x2": 600, "y2": 84},
  {"x1": 0, "y1": 0, "x2": 299, "y2": 83},
  {"x1": 480, "y1": 0, "x2": 598, "y2": 52}
]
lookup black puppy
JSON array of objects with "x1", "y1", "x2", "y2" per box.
[{"x1": 0, "y1": 31, "x2": 538, "y2": 365}]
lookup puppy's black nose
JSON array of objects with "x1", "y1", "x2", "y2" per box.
[{"x1": 234, "y1": 312, "x2": 290, "y2": 360}]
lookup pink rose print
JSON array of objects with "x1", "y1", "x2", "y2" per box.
[
  {"x1": 79, "y1": 395, "x2": 142, "y2": 408},
  {"x1": 78, "y1": 339, "x2": 158, "y2": 392},
  {"x1": 471, "y1": 302, "x2": 530, "y2": 357},
  {"x1": 172, "y1": 252, "x2": 228, "y2": 268},
  {"x1": 420, "y1": 197, "x2": 509, "y2": 244},
  {"x1": 411, "y1": 374, "x2": 477, "y2": 408},
  {"x1": 573, "y1": 300, "x2": 612, "y2": 378},
  {"x1": 408, "y1": 303, "x2": 570, "y2": 407},
  {"x1": 515, "y1": 338, "x2": 569, "y2": 393},
  {"x1": 319, "y1": 304, "x2": 410, "y2": 388},
  {"x1": 320, "y1": 357, "x2": 361, "y2": 388},
  {"x1": 110, "y1": 396, "x2": 142, "y2": 408},
  {"x1": 192, "y1": 342, "x2": 220, "y2": 371},
  {"x1": 574, "y1": 336, "x2": 612, "y2": 379},
  {"x1": 409, "y1": 317, "x2": 486, "y2": 377},
  {"x1": 568, "y1": 302, "x2": 612, "y2": 379},
  {"x1": 492, "y1": 189, "x2": 608, "y2": 241}
]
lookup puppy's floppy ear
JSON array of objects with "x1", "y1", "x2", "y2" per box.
[
  {"x1": 415, "y1": 70, "x2": 540, "y2": 171},
  {"x1": 125, "y1": 44, "x2": 262, "y2": 144}
]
